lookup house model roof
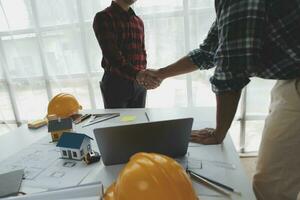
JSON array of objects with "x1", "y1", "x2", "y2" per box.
[
  {"x1": 48, "y1": 117, "x2": 73, "y2": 132},
  {"x1": 56, "y1": 132, "x2": 93, "y2": 149}
]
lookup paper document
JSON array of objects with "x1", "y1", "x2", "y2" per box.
[
  {"x1": 7, "y1": 182, "x2": 103, "y2": 200},
  {"x1": 0, "y1": 136, "x2": 100, "y2": 190},
  {"x1": 176, "y1": 146, "x2": 236, "y2": 198}
]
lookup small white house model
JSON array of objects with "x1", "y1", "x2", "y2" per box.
[{"x1": 56, "y1": 132, "x2": 93, "y2": 160}]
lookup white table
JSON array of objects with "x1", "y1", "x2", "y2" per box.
[{"x1": 0, "y1": 107, "x2": 256, "y2": 200}]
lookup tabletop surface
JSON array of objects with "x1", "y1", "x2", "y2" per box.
[{"x1": 0, "y1": 107, "x2": 256, "y2": 200}]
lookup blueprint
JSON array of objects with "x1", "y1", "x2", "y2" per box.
[
  {"x1": 0, "y1": 136, "x2": 100, "y2": 189},
  {"x1": 7, "y1": 182, "x2": 103, "y2": 200}
]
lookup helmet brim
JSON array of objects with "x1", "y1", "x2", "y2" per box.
[{"x1": 103, "y1": 183, "x2": 116, "y2": 200}]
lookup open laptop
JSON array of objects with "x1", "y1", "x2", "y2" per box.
[{"x1": 93, "y1": 118, "x2": 193, "y2": 165}]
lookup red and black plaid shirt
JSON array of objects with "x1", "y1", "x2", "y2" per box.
[{"x1": 93, "y1": 2, "x2": 147, "y2": 80}]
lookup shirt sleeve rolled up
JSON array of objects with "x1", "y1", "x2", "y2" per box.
[{"x1": 189, "y1": 1, "x2": 266, "y2": 94}]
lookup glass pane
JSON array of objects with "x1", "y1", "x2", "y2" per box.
[
  {"x1": 82, "y1": 0, "x2": 111, "y2": 21},
  {"x1": 144, "y1": 16, "x2": 185, "y2": 68},
  {"x1": 228, "y1": 120, "x2": 241, "y2": 151},
  {"x1": 245, "y1": 120, "x2": 264, "y2": 152},
  {"x1": 13, "y1": 80, "x2": 49, "y2": 120},
  {"x1": 191, "y1": 70, "x2": 215, "y2": 107},
  {"x1": 147, "y1": 75, "x2": 188, "y2": 108},
  {"x1": 189, "y1": 9, "x2": 216, "y2": 49},
  {"x1": 41, "y1": 29, "x2": 86, "y2": 76},
  {"x1": 0, "y1": 61, "x2": 3, "y2": 78},
  {"x1": 84, "y1": 24, "x2": 102, "y2": 73},
  {"x1": 0, "y1": 82, "x2": 15, "y2": 121},
  {"x1": 0, "y1": 0, "x2": 33, "y2": 31},
  {"x1": 1, "y1": 34, "x2": 43, "y2": 78},
  {"x1": 0, "y1": 4, "x2": 8, "y2": 31},
  {"x1": 51, "y1": 78, "x2": 92, "y2": 110},
  {"x1": 246, "y1": 78, "x2": 275, "y2": 115},
  {"x1": 36, "y1": 0, "x2": 78, "y2": 27},
  {"x1": 189, "y1": 8, "x2": 216, "y2": 107},
  {"x1": 189, "y1": 0, "x2": 215, "y2": 9},
  {"x1": 143, "y1": 16, "x2": 187, "y2": 107},
  {"x1": 228, "y1": 119, "x2": 265, "y2": 153},
  {"x1": 91, "y1": 75, "x2": 104, "y2": 109},
  {"x1": 135, "y1": 0, "x2": 182, "y2": 14}
]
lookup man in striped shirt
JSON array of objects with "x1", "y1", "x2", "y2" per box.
[
  {"x1": 143, "y1": 0, "x2": 300, "y2": 199},
  {"x1": 93, "y1": 0, "x2": 158, "y2": 108}
]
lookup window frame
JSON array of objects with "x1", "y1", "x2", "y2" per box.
[{"x1": 0, "y1": 0, "x2": 264, "y2": 153}]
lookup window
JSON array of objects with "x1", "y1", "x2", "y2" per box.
[
  {"x1": 62, "y1": 150, "x2": 67, "y2": 156},
  {"x1": 80, "y1": 149, "x2": 83, "y2": 156},
  {"x1": 0, "y1": 0, "x2": 271, "y2": 152},
  {"x1": 0, "y1": 0, "x2": 33, "y2": 31},
  {"x1": 72, "y1": 151, "x2": 77, "y2": 158},
  {"x1": 87, "y1": 144, "x2": 91, "y2": 151}
]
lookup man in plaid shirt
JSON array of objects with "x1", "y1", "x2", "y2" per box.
[
  {"x1": 93, "y1": 0, "x2": 158, "y2": 108},
  {"x1": 143, "y1": 0, "x2": 300, "y2": 199}
]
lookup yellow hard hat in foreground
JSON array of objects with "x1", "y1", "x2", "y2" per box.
[
  {"x1": 103, "y1": 152, "x2": 199, "y2": 200},
  {"x1": 47, "y1": 93, "x2": 82, "y2": 118}
]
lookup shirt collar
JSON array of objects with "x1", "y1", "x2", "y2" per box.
[{"x1": 111, "y1": 1, "x2": 136, "y2": 18}]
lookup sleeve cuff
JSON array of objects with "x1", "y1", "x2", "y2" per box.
[
  {"x1": 188, "y1": 49, "x2": 202, "y2": 67},
  {"x1": 188, "y1": 48, "x2": 215, "y2": 70},
  {"x1": 210, "y1": 76, "x2": 250, "y2": 94}
]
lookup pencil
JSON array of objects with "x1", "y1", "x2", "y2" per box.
[
  {"x1": 187, "y1": 169, "x2": 241, "y2": 195},
  {"x1": 74, "y1": 114, "x2": 91, "y2": 124},
  {"x1": 82, "y1": 114, "x2": 119, "y2": 128},
  {"x1": 187, "y1": 170, "x2": 230, "y2": 196},
  {"x1": 145, "y1": 112, "x2": 150, "y2": 122}
]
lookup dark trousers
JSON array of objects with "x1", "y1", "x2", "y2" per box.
[{"x1": 100, "y1": 72, "x2": 146, "y2": 109}]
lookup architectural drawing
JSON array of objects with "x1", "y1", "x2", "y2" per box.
[{"x1": 0, "y1": 136, "x2": 99, "y2": 189}]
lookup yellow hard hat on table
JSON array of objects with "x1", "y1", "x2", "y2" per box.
[
  {"x1": 103, "y1": 152, "x2": 199, "y2": 200},
  {"x1": 47, "y1": 93, "x2": 82, "y2": 118}
]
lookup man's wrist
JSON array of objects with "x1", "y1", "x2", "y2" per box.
[
  {"x1": 213, "y1": 129, "x2": 227, "y2": 143},
  {"x1": 158, "y1": 67, "x2": 170, "y2": 80}
]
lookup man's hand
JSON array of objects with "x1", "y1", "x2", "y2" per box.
[
  {"x1": 190, "y1": 128, "x2": 222, "y2": 145},
  {"x1": 136, "y1": 69, "x2": 162, "y2": 89}
]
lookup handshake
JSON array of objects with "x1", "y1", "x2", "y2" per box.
[{"x1": 136, "y1": 69, "x2": 163, "y2": 90}]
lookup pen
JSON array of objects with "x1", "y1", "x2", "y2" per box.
[
  {"x1": 187, "y1": 169, "x2": 241, "y2": 195},
  {"x1": 74, "y1": 114, "x2": 91, "y2": 124},
  {"x1": 145, "y1": 112, "x2": 150, "y2": 122},
  {"x1": 82, "y1": 114, "x2": 120, "y2": 128},
  {"x1": 187, "y1": 169, "x2": 230, "y2": 196}
]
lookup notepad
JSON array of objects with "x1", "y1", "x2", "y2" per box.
[
  {"x1": 121, "y1": 115, "x2": 136, "y2": 122},
  {"x1": 0, "y1": 169, "x2": 24, "y2": 198}
]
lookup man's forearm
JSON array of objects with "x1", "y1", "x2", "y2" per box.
[
  {"x1": 158, "y1": 56, "x2": 198, "y2": 79},
  {"x1": 215, "y1": 91, "x2": 241, "y2": 143}
]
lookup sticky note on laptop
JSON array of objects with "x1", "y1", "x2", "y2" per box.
[{"x1": 121, "y1": 115, "x2": 136, "y2": 122}]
